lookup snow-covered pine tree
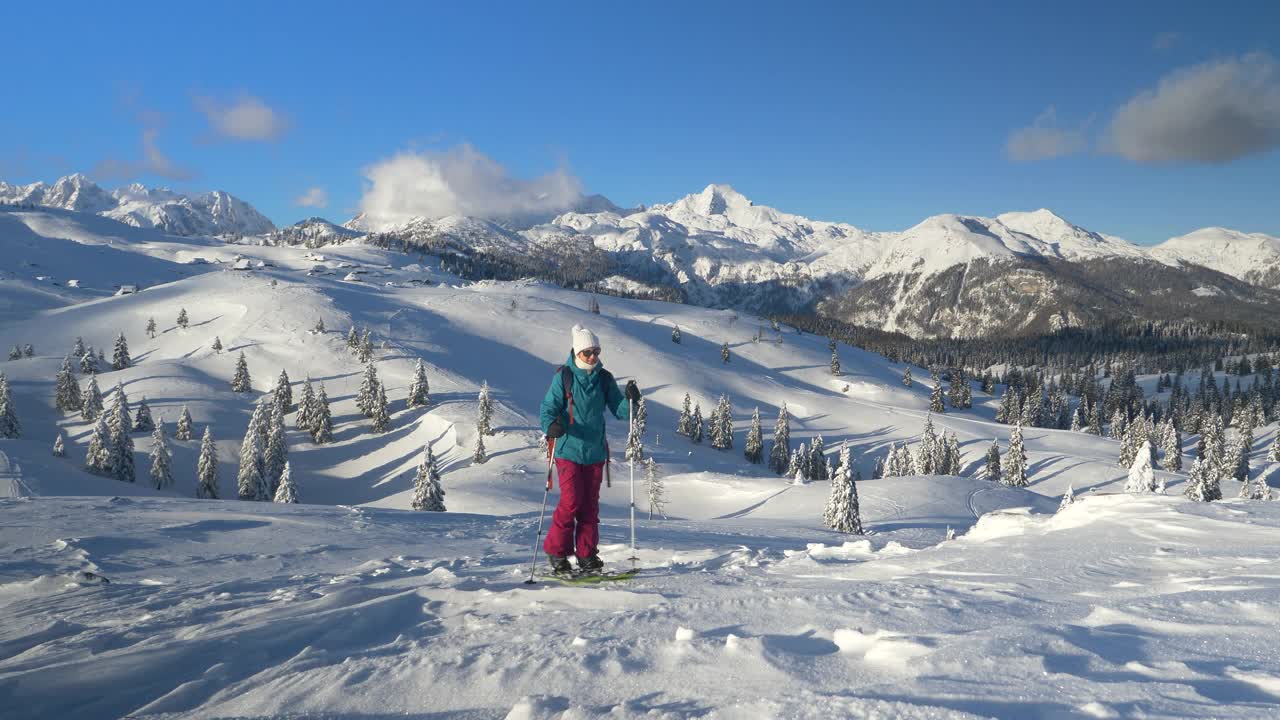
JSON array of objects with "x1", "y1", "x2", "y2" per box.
[
  {"x1": 273, "y1": 370, "x2": 293, "y2": 413},
  {"x1": 411, "y1": 444, "x2": 446, "y2": 511},
  {"x1": 211, "y1": 336, "x2": 223, "y2": 353},
  {"x1": 721, "y1": 342, "x2": 730, "y2": 364},
  {"x1": 176, "y1": 308, "x2": 189, "y2": 329},
  {"x1": 357, "y1": 362, "x2": 380, "y2": 417},
  {"x1": 85, "y1": 415, "x2": 111, "y2": 475},
  {"x1": 149, "y1": 421, "x2": 173, "y2": 490},
  {"x1": 55, "y1": 356, "x2": 80, "y2": 412},
  {"x1": 671, "y1": 326, "x2": 681, "y2": 344},
  {"x1": 872, "y1": 453, "x2": 885, "y2": 479},
  {"x1": 358, "y1": 330, "x2": 374, "y2": 363},
  {"x1": 1125, "y1": 440, "x2": 1156, "y2": 493},
  {"x1": 645, "y1": 457, "x2": 666, "y2": 519},
  {"x1": 1226, "y1": 435, "x2": 1249, "y2": 485},
  {"x1": 690, "y1": 403, "x2": 704, "y2": 444},
  {"x1": 231, "y1": 352, "x2": 252, "y2": 392},
  {"x1": 706, "y1": 400, "x2": 723, "y2": 448},
  {"x1": 1069, "y1": 407, "x2": 1082, "y2": 432},
  {"x1": 237, "y1": 406, "x2": 270, "y2": 501},
  {"x1": 824, "y1": 442, "x2": 864, "y2": 534},
  {"x1": 943, "y1": 432, "x2": 961, "y2": 475},
  {"x1": 916, "y1": 415, "x2": 938, "y2": 475},
  {"x1": 133, "y1": 397, "x2": 154, "y2": 432},
  {"x1": 769, "y1": 403, "x2": 791, "y2": 475},
  {"x1": 984, "y1": 440, "x2": 1001, "y2": 483},
  {"x1": 1117, "y1": 422, "x2": 1138, "y2": 469},
  {"x1": 347, "y1": 326, "x2": 360, "y2": 351},
  {"x1": 472, "y1": 430, "x2": 487, "y2": 464},
  {"x1": 296, "y1": 376, "x2": 317, "y2": 426},
  {"x1": 80, "y1": 348, "x2": 98, "y2": 375},
  {"x1": 1004, "y1": 423, "x2": 1028, "y2": 487},
  {"x1": 477, "y1": 380, "x2": 494, "y2": 436},
  {"x1": 108, "y1": 332, "x2": 130, "y2": 370},
  {"x1": 371, "y1": 381, "x2": 391, "y2": 433},
  {"x1": 72, "y1": 336, "x2": 86, "y2": 359},
  {"x1": 1058, "y1": 484, "x2": 1075, "y2": 511},
  {"x1": 106, "y1": 384, "x2": 135, "y2": 483},
  {"x1": 712, "y1": 395, "x2": 733, "y2": 450},
  {"x1": 314, "y1": 318, "x2": 325, "y2": 334},
  {"x1": 0, "y1": 376, "x2": 22, "y2": 440},
  {"x1": 53, "y1": 431, "x2": 65, "y2": 457},
  {"x1": 1108, "y1": 408, "x2": 1127, "y2": 439},
  {"x1": 407, "y1": 358, "x2": 430, "y2": 408},
  {"x1": 274, "y1": 461, "x2": 299, "y2": 503},
  {"x1": 176, "y1": 404, "x2": 194, "y2": 441},
  {"x1": 744, "y1": 407, "x2": 764, "y2": 464},
  {"x1": 1245, "y1": 472, "x2": 1272, "y2": 501},
  {"x1": 311, "y1": 384, "x2": 334, "y2": 444},
  {"x1": 902, "y1": 367, "x2": 912, "y2": 387},
  {"x1": 790, "y1": 442, "x2": 808, "y2": 480},
  {"x1": 830, "y1": 348, "x2": 841, "y2": 376},
  {"x1": 1183, "y1": 458, "x2": 1211, "y2": 502},
  {"x1": 264, "y1": 402, "x2": 288, "y2": 494},
  {"x1": 677, "y1": 393, "x2": 693, "y2": 436},
  {"x1": 1162, "y1": 419, "x2": 1183, "y2": 471},
  {"x1": 810, "y1": 435, "x2": 827, "y2": 481},
  {"x1": 196, "y1": 427, "x2": 219, "y2": 499},
  {"x1": 930, "y1": 379, "x2": 946, "y2": 414},
  {"x1": 1269, "y1": 433, "x2": 1280, "y2": 464}
]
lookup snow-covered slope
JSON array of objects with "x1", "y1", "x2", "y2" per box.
[
  {"x1": 1151, "y1": 227, "x2": 1280, "y2": 289},
  {"x1": 0, "y1": 175, "x2": 275, "y2": 237},
  {"x1": 2, "y1": 203, "x2": 1280, "y2": 717}
]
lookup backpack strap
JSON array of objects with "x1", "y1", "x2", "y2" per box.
[{"x1": 558, "y1": 365, "x2": 575, "y2": 425}]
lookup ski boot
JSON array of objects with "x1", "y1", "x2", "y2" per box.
[
  {"x1": 577, "y1": 553, "x2": 604, "y2": 573},
  {"x1": 547, "y1": 554, "x2": 573, "y2": 575}
]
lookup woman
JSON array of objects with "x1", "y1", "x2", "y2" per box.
[{"x1": 540, "y1": 324, "x2": 640, "y2": 573}]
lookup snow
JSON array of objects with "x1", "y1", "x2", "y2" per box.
[
  {"x1": 2, "y1": 202, "x2": 1280, "y2": 716},
  {"x1": 1151, "y1": 227, "x2": 1280, "y2": 286}
]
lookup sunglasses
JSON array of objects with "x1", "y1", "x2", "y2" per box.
[{"x1": 578, "y1": 348, "x2": 601, "y2": 358}]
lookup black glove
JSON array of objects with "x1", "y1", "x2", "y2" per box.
[
  {"x1": 625, "y1": 380, "x2": 641, "y2": 402},
  {"x1": 546, "y1": 419, "x2": 565, "y2": 439}
]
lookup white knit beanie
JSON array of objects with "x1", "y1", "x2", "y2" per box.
[{"x1": 571, "y1": 324, "x2": 600, "y2": 354}]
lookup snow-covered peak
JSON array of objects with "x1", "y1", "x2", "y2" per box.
[
  {"x1": 996, "y1": 208, "x2": 1146, "y2": 261},
  {"x1": 1149, "y1": 227, "x2": 1280, "y2": 284},
  {"x1": 0, "y1": 174, "x2": 116, "y2": 214}
]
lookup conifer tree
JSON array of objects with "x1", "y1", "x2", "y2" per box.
[
  {"x1": 176, "y1": 404, "x2": 194, "y2": 441},
  {"x1": 1268, "y1": 433, "x2": 1280, "y2": 464},
  {"x1": 872, "y1": 454, "x2": 885, "y2": 479},
  {"x1": 231, "y1": 352, "x2": 252, "y2": 392},
  {"x1": 472, "y1": 430, "x2": 487, "y2": 464},
  {"x1": 273, "y1": 370, "x2": 293, "y2": 413},
  {"x1": 902, "y1": 367, "x2": 912, "y2": 387},
  {"x1": 311, "y1": 384, "x2": 334, "y2": 444},
  {"x1": 85, "y1": 415, "x2": 112, "y2": 475},
  {"x1": 358, "y1": 330, "x2": 374, "y2": 363},
  {"x1": 830, "y1": 349, "x2": 841, "y2": 376},
  {"x1": 107, "y1": 384, "x2": 135, "y2": 483},
  {"x1": 72, "y1": 336, "x2": 86, "y2": 359},
  {"x1": 810, "y1": 435, "x2": 827, "y2": 481},
  {"x1": 1109, "y1": 408, "x2": 1127, "y2": 439},
  {"x1": 274, "y1": 461, "x2": 299, "y2": 503},
  {"x1": 744, "y1": 407, "x2": 764, "y2": 464},
  {"x1": 671, "y1": 326, "x2": 681, "y2": 344},
  {"x1": 264, "y1": 402, "x2": 288, "y2": 494},
  {"x1": 355, "y1": 362, "x2": 379, "y2": 417},
  {"x1": 111, "y1": 332, "x2": 131, "y2": 370},
  {"x1": 133, "y1": 397, "x2": 154, "y2": 432},
  {"x1": 296, "y1": 378, "x2": 317, "y2": 431},
  {"x1": 237, "y1": 406, "x2": 270, "y2": 500},
  {"x1": 690, "y1": 403, "x2": 704, "y2": 444},
  {"x1": 407, "y1": 359, "x2": 430, "y2": 408},
  {"x1": 0, "y1": 374, "x2": 17, "y2": 440},
  {"x1": 721, "y1": 342, "x2": 730, "y2": 364},
  {"x1": 313, "y1": 318, "x2": 325, "y2": 334},
  {"x1": 411, "y1": 444, "x2": 446, "y2": 511},
  {"x1": 145, "y1": 317, "x2": 157, "y2": 338},
  {"x1": 645, "y1": 457, "x2": 666, "y2": 519},
  {"x1": 1162, "y1": 420, "x2": 1183, "y2": 471},
  {"x1": 930, "y1": 379, "x2": 946, "y2": 414},
  {"x1": 196, "y1": 427, "x2": 220, "y2": 499},
  {"x1": 1004, "y1": 423, "x2": 1028, "y2": 487},
  {"x1": 80, "y1": 349, "x2": 98, "y2": 375},
  {"x1": 1125, "y1": 440, "x2": 1156, "y2": 493},
  {"x1": 53, "y1": 431, "x2": 65, "y2": 458},
  {"x1": 943, "y1": 432, "x2": 961, "y2": 475},
  {"x1": 789, "y1": 442, "x2": 807, "y2": 480},
  {"x1": 176, "y1": 308, "x2": 189, "y2": 329},
  {"x1": 149, "y1": 421, "x2": 173, "y2": 490},
  {"x1": 55, "y1": 356, "x2": 80, "y2": 412},
  {"x1": 1058, "y1": 484, "x2": 1075, "y2": 511},
  {"x1": 984, "y1": 440, "x2": 1002, "y2": 483},
  {"x1": 477, "y1": 380, "x2": 494, "y2": 436},
  {"x1": 916, "y1": 415, "x2": 939, "y2": 475},
  {"x1": 1184, "y1": 458, "x2": 1211, "y2": 502},
  {"x1": 211, "y1": 336, "x2": 223, "y2": 353},
  {"x1": 677, "y1": 393, "x2": 693, "y2": 436},
  {"x1": 712, "y1": 395, "x2": 733, "y2": 450},
  {"x1": 824, "y1": 443, "x2": 864, "y2": 534},
  {"x1": 346, "y1": 326, "x2": 360, "y2": 350},
  {"x1": 371, "y1": 381, "x2": 391, "y2": 433},
  {"x1": 1069, "y1": 407, "x2": 1082, "y2": 433},
  {"x1": 769, "y1": 403, "x2": 791, "y2": 475},
  {"x1": 1225, "y1": 436, "x2": 1249, "y2": 485}
]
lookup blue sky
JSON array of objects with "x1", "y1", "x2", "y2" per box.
[{"x1": 3, "y1": 1, "x2": 1278, "y2": 243}]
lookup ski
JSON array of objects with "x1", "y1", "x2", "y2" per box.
[{"x1": 542, "y1": 568, "x2": 640, "y2": 585}]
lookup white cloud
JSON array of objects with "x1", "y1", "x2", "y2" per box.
[
  {"x1": 1103, "y1": 53, "x2": 1280, "y2": 164},
  {"x1": 1005, "y1": 107, "x2": 1088, "y2": 162},
  {"x1": 95, "y1": 127, "x2": 194, "y2": 181},
  {"x1": 194, "y1": 93, "x2": 289, "y2": 142},
  {"x1": 357, "y1": 144, "x2": 584, "y2": 229},
  {"x1": 294, "y1": 186, "x2": 329, "y2": 208}
]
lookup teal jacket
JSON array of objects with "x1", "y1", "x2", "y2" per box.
[{"x1": 540, "y1": 353, "x2": 630, "y2": 465}]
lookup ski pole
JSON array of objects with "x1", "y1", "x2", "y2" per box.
[
  {"x1": 628, "y1": 397, "x2": 638, "y2": 563},
  {"x1": 524, "y1": 438, "x2": 555, "y2": 585}
]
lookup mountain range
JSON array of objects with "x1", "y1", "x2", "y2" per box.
[{"x1": 4, "y1": 174, "x2": 1279, "y2": 337}]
